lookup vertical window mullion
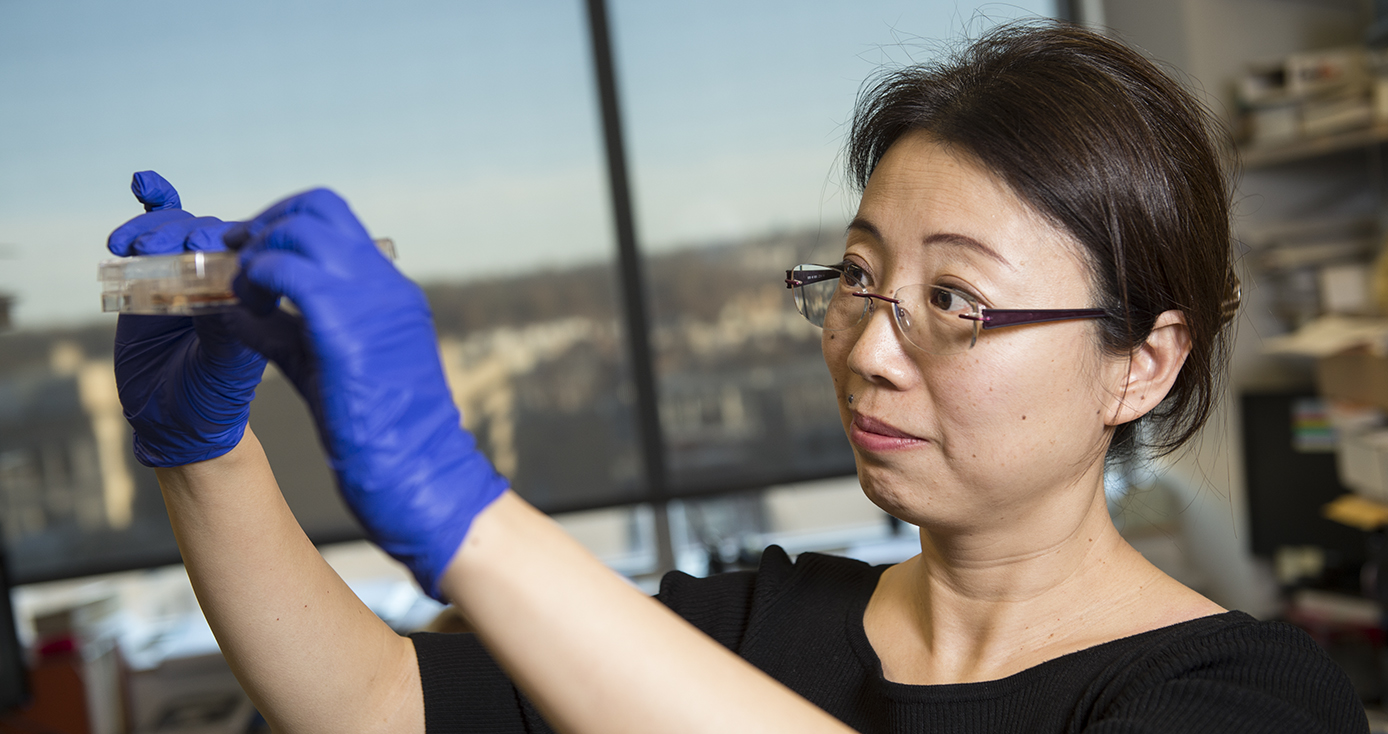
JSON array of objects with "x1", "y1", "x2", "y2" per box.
[{"x1": 584, "y1": 0, "x2": 675, "y2": 572}]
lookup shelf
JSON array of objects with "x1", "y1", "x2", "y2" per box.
[{"x1": 1240, "y1": 124, "x2": 1388, "y2": 168}]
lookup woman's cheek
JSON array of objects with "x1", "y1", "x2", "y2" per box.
[{"x1": 931, "y1": 350, "x2": 1054, "y2": 448}]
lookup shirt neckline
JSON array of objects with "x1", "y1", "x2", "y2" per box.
[{"x1": 842, "y1": 563, "x2": 1250, "y2": 701}]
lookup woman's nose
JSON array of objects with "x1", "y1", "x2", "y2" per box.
[{"x1": 845, "y1": 297, "x2": 914, "y2": 387}]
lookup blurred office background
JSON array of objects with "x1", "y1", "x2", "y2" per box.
[{"x1": 8, "y1": 0, "x2": 1388, "y2": 730}]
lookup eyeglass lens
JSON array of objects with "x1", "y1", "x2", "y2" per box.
[{"x1": 789, "y1": 264, "x2": 979, "y2": 355}]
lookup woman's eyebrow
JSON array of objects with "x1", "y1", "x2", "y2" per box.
[
  {"x1": 846, "y1": 217, "x2": 1015, "y2": 271},
  {"x1": 922, "y1": 233, "x2": 1016, "y2": 271},
  {"x1": 845, "y1": 216, "x2": 881, "y2": 240}
]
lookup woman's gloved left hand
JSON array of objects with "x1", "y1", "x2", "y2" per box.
[{"x1": 109, "y1": 171, "x2": 267, "y2": 467}]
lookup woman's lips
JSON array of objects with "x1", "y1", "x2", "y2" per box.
[{"x1": 849, "y1": 413, "x2": 927, "y2": 452}]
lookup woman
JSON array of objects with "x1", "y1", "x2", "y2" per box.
[{"x1": 108, "y1": 21, "x2": 1364, "y2": 734}]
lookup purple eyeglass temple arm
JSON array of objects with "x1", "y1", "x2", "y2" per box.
[{"x1": 962, "y1": 308, "x2": 1107, "y2": 330}]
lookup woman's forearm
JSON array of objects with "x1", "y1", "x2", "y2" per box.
[
  {"x1": 159, "y1": 428, "x2": 850, "y2": 734},
  {"x1": 156, "y1": 427, "x2": 422, "y2": 734},
  {"x1": 442, "y1": 492, "x2": 855, "y2": 734}
]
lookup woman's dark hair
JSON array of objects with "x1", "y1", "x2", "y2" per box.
[{"x1": 848, "y1": 20, "x2": 1237, "y2": 463}]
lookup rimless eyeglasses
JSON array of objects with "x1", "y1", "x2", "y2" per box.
[{"x1": 785, "y1": 262, "x2": 1108, "y2": 355}]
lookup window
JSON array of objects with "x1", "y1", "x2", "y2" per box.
[{"x1": 0, "y1": 0, "x2": 1057, "y2": 584}]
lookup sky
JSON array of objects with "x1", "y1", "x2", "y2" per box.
[{"x1": 0, "y1": 0, "x2": 1053, "y2": 328}]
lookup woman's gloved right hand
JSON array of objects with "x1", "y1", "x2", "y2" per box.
[
  {"x1": 109, "y1": 171, "x2": 267, "y2": 467},
  {"x1": 224, "y1": 189, "x2": 509, "y2": 600}
]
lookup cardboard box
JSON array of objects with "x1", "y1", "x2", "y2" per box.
[
  {"x1": 1336, "y1": 429, "x2": 1388, "y2": 501},
  {"x1": 1316, "y1": 349, "x2": 1388, "y2": 409},
  {"x1": 1286, "y1": 47, "x2": 1367, "y2": 98}
]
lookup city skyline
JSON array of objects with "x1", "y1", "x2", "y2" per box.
[{"x1": 0, "y1": 1, "x2": 1053, "y2": 327}]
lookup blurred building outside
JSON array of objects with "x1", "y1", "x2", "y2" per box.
[{"x1": 0, "y1": 226, "x2": 883, "y2": 586}]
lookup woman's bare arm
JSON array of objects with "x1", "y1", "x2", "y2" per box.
[
  {"x1": 158, "y1": 428, "x2": 853, "y2": 734},
  {"x1": 155, "y1": 427, "x2": 423, "y2": 734},
  {"x1": 443, "y1": 491, "x2": 856, "y2": 734}
]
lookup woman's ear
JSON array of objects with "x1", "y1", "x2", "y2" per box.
[{"x1": 1105, "y1": 310, "x2": 1191, "y2": 427}]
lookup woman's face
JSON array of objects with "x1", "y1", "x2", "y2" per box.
[{"x1": 824, "y1": 131, "x2": 1127, "y2": 532}]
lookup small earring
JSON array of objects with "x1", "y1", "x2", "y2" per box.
[{"x1": 847, "y1": 394, "x2": 855, "y2": 405}]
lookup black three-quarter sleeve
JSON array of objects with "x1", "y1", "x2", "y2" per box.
[
  {"x1": 411, "y1": 555, "x2": 770, "y2": 734},
  {"x1": 655, "y1": 563, "x2": 760, "y2": 650},
  {"x1": 1075, "y1": 616, "x2": 1369, "y2": 734}
]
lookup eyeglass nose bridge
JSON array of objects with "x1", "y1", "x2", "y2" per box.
[
  {"x1": 850, "y1": 291, "x2": 909, "y2": 339},
  {"x1": 850, "y1": 291, "x2": 902, "y2": 307},
  {"x1": 850, "y1": 291, "x2": 903, "y2": 323},
  {"x1": 850, "y1": 289, "x2": 982, "y2": 351}
]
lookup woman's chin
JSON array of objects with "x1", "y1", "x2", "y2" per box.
[
  {"x1": 856, "y1": 471, "x2": 927, "y2": 525},
  {"x1": 856, "y1": 467, "x2": 990, "y2": 534}
]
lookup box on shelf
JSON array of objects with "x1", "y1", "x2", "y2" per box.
[
  {"x1": 1238, "y1": 48, "x2": 1366, "y2": 105},
  {"x1": 1286, "y1": 47, "x2": 1367, "y2": 98},
  {"x1": 1318, "y1": 350, "x2": 1388, "y2": 501},
  {"x1": 1317, "y1": 349, "x2": 1388, "y2": 409},
  {"x1": 1237, "y1": 46, "x2": 1380, "y2": 147},
  {"x1": 1337, "y1": 429, "x2": 1388, "y2": 502},
  {"x1": 1319, "y1": 262, "x2": 1376, "y2": 315}
]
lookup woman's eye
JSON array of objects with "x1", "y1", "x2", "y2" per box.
[
  {"x1": 838, "y1": 262, "x2": 869, "y2": 289},
  {"x1": 928, "y1": 287, "x2": 972, "y2": 314}
]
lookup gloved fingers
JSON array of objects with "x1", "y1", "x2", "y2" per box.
[
  {"x1": 126, "y1": 215, "x2": 230, "y2": 256},
  {"x1": 115, "y1": 313, "x2": 195, "y2": 354},
  {"x1": 224, "y1": 188, "x2": 372, "y2": 258},
  {"x1": 111, "y1": 171, "x2": 237, "y2": 256},
  {"x1": 230, "y1": 269, "x2": 281, "y2": 317},
  {"x1": 113, "y1": 314, "x2": 197, "y2": 406},
  {"x1": 182, "y1": 219, "x2": 235, "y2": 252},
  {"x1": 108, "y1": 209, "x2": 195, "y2": 256},
  {"x1": 224, "y1": 308, "x2": 314, "y2": 384},
  {"x1": 131, "y1": 171, "x2": 181, "y2": 212},
  {"x1": 191, "y1": 312, "x2": 269, "y2": 374},
  {"x1": 236, "y1": 248, "x2": 330, "y2": 321},
  {"x1": 235, "y1": 212, "x2": 383, "y2": 286}
]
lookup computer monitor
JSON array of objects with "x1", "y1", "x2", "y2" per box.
[{"x1": 1242, "y1": 392, "x2": 1366, "y2": 566}]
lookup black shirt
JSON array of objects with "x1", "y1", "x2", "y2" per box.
[{"x1": 412, "y1": 546, "x2": 1367, "y2": 733}]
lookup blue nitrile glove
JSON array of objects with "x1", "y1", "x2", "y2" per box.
[
  {"x1": 109, "y1": 171, "x2": 237, "y2": 256},
  {"x1": 223, "y1": 189, "x2": 509, "y2": 599},
  {"x1": 109, "y1": 171, "x2": 267, "y2": 467}
]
